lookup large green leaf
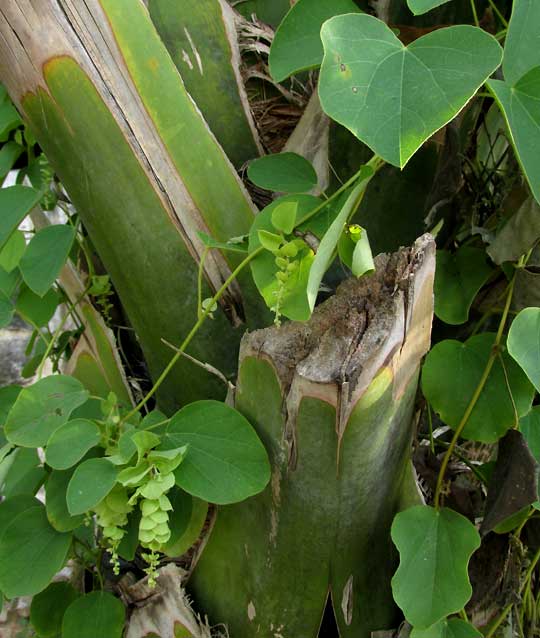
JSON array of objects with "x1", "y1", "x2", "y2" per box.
[
  {"x1": 0, "y1": 505, "x2": 71, "y2": 598},
  {"x1": 20, "y1": 225, "x2": 75, "y2": 297},
  {"x1": 62, "y1": 591, "x2": 125, "y2": 638},
  {"x1": 163, "y1": 400, "x2": 270, "y2": 504},
  {"x1": 248, "y1": 152, "x2": 318, "y2": 194},
  {"x1": 502, "y1": 0, "x2": 540, "y2": 87},
  {"x1": 422, "y1": 333, "x2": 535, "y2": 442},
  {"x1": 0, "y1": 494, "x2": 40, "y2": 538},
  {"x1": 434, "y1": 247, "x2": 493, "y2": 325},
  {"x1": 391, "y1": 505, "x2": 480, "y2": 629},
  {"x1": 319, "y1": 15, "x2": 502, "y2": 167},
  {"x1": 411, "y1": 618, "x2": 482, "y2": 638},
  {"x1": 407, "y1": 0, "x2": 453, "y2": 16},
  {"x1": 45, "y1": 419, "x2": 101, "y2": 470},
  {"x1": 5, "y1": 375, "x2": 89, "y2": 447},
  {"x1": 30, "y1": 581, "x2": 79, "y2": 638},
  {"x1": 66, "y1": 457, "x2": 118, "y2": 515},
  {"x1": 508, "y1": 307, "x2": 540, "y2": 392},
  {"x1": 0, "y1": 185, "x2": 41, "y2": 251},
  {"x1": 488, "y1": 69, "x2": 540, "y2": 204},
  {"x1": 269, "y1": 0, "x2": 361, "y2": 82}
]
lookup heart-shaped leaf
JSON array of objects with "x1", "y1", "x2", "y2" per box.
[
  {"x1": 520, "y1": 406, "x2": 540, "y2": 462},
  {"x1": 391, "y1": 505, "x2": 480, "y2": 629},
  {"x1": 434, "y1": 247, "x2": 493, "y2": 325},
  {"x1": 0, "y1": 291, "x2": 14, "y2": 328},
  {"x1": 0, "y1": 495, "x2": 41, "y2": 538},
  {"x1": 30, "y1": 581, "x2": 80, "y2": 638},
  {"x1": 248, "y1": 152, "x2": 318, "y2": 193},
  {"x1": 5, "y1": 375, "x2": 89, "y2": 447},
  {"x1": 319, "y1": 15, "x2": 502, "y2": 167},
  {"x1": 508, "y1": 307, "x2": 540, "y2": 392},
  {"x1": 20, "y1": 225, "x2": 75, "y2": 297},
  {"x1": 411, "y1": 618, "x2": 482, "y2": 638},
  {"x1": 162, "y1": 400, "x2": 270, "y2": 504},
  {"x1": 45, "y1": 419, "x2": 101, "y2": 470},
  {"x1": 0, "y1": 505, "x2": 72, "y2": 598},
  {"x1": 488, "y1": 69, "x2": 540, "y2": 204},
  {"x1": 422, "y1": 333, "x2": 535, "y2": 442},
  {"x1": 0, "y1": 185, "x2": 41, "y2": 251},
  {"x1": 269, "y1": 0, "x2": 361, "y2": 82},
  {"x1": 16, "y1": 285, "x2": 60, "y2": 327},
  {"x1": 67, "y1": 457, "x2": 118, "y2": 515},
  {"x1": 502, "y1": 0, "x2": 540, "y2": 87},
  {"x1": 62, "y1": 591, "x2": 125, "y2": 638},
  {"x1": 407, "y1": 0, "x2": 453, "y2": 16}
]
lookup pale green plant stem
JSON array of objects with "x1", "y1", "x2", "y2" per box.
[
  {"x1": 470, "y1": 0, "x2": 480, "y2": 26},
  {"x1": 487, "y1": 0, "x2": 508, "y2": 27},
  {"x1": 121, "y1": 156, "x2": 384, "y2": 423},
  {"x1": 197, "y1": 247, "x2": 209, "y2": 320},
  {"x1": 37, "y1": 286, "x2": 89, "y2": 378},
  {"x1": 121, "y1": 247, "x2": 264, "y2": 423},
  {"x1": 434, "y1": 267, "x2": 517, "y2": 509}
]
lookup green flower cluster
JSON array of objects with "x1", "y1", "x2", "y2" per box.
[{"x1": 94, "y1": 486, "x2": 132, "y2": 574}]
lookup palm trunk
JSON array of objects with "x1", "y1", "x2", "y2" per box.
[{"x1": 189, "y1": 236, "x2": 435, "y2": 637}]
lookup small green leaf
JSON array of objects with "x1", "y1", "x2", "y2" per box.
[
  {"x1": 307, "y1": 168, "x2": 373, "y2": 312},
  {"x1": 250, "y1": 194, "x2": 327, "y2": 321},
  {"x1": 0, "y1": 229, "x2": 26, "y2": 272},
  {"x1": 5, "y1": 375, "x2": 89, "y2": 447},
  {"x1": 422, "y1": 333, "x2": 534, "y2": 442},
  {"x1": 0, "y1": 264, "x2": 18, "y2": 297},
  {"x1": 248, "y1": 152, "x2": 318, "y2": 193},
  {"x1": 434, "y1": 248, "x2": 493, "y2": 325},
  {"x1": 319, "y1": 15, "x2": 502, "y2": 167},
  {"x1": 30, "y1": 581, "x2": 79, "y2": 638},
  {"x1": 351, "y1": 227, "x2": 375, "y2": 277},
  {"x1": 269, "y1": 0, "x2": 361, "y2": 82},
  {"x1": 0, "y1": 141, "x2": 23, "y2": 181},
  {"x1": 46, "y1": 468, "x2": 86, "y2": 532},
  {"x1": 196, "y1": 231, "x2": 248, "y2": 253},
  {"x1": 163, "y1": 400, "x2": 270, "y2": 504},
  {"x1": 20, "y1": 225, "x2": 76, "y2": 297},
  {"x1": 0, "y1": 505, "x2": 72, "y2": 598},
  {"x1": 66, "y1": 457, "x2": 118, "y2": 515},
  {"x1": 62, "y1": 591, "x2": 125, "y2": 638},
  {"x1": 411, "y1": 618, "x2": 482, "y2": 638},
  {"x1": 0, "y1": 186, "x2": 41, "y2": 251},
  {"x1": 0, "y1": 98, "x2": 21, "y2": 140},
  {"x1": 508, "y1": 307, "x2": 540, "y2": 392},
  {"x1": 271, "y1": 200, "x2": 298, "y2": 235},
  {"x1": 257, "y1": 229, "x2": 283, "y2": 253},
  {"x1": 131, "y1": 430, "x2": 161, "y2": 464},
  {"x1": 406, "y1": 0, "x2": 453, "y2": 16},
  {"x1": 391, "y1": 505, "x2": 480, "y2": 628},
  {"x1": 16, "y1": 285, "x2": 60, "y2": 327},
  {"x1": 117, "y1": 509, "x2": 141, "y2": 561},
  {"x1": 45, "y1": 419, "x2": 101, "y2": 470}
]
